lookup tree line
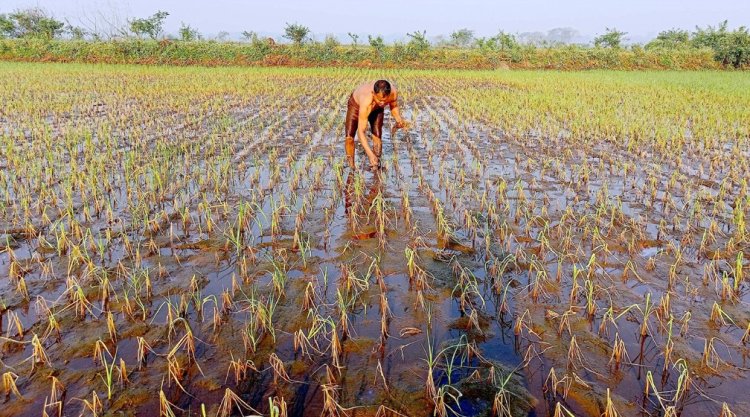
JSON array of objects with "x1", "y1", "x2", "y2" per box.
[{"x1": 1, "y1": 8, "x2": 748, "y2": 67}]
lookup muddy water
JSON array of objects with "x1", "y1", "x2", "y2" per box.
[{"x1": 1, "y1": 64, "x2": 749, "y2": 417}]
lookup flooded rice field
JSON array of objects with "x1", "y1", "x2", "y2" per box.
[{"x1": 0, "y1": 63, "x2": 749, "y2": 417}]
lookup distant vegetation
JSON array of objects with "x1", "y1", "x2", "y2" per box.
[{"x1": 0, "y1": 8, "x2": 748, "y2": 69}]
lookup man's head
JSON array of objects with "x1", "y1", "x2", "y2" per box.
[{"x1": 373, "y1": 80, "x2": 391, "y2": 105}]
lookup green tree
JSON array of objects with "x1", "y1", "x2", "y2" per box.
[
  {"x1": 178, "y1": 22, "x2": 201, "y2": 41},
  {"x1": 0, "y1": 8, "x2": 65, "y2": 39},
  {"x1": 368, "y1": 35, "x2": 386, "y2": 60},
  {"x1": 647, "y1": 29, "x2": 691, "y2": 49},
  {"x1": 692, "y1": 21, "x2": 750, "y2": 67},
  {"x1": 368, "y1": 35, "x2": 385, "y2": 49},
  {"x1": 129, "y1": 10, "x2": 169, "y2": 39},
  {"x1": 406, "y1": 30, "x2": 430, "y2": 55},
  {"x1": 594, "y1": 28, "x2": 628, "y2": 48},
  {"x1": 0, "y1": 15, "x2": 14, "y2": 38},
  {"x1": 476, "y1": 31, "x2": 518, "y2": 51},
  {"x1": 449, "y1": 28, "x2": 474, "y2": 48},
  {"x1": 283, "y1": 22, "x2": 310, "y2": 45}
]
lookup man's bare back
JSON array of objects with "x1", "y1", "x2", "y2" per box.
[{"x1": 351, "y1": 80, "x2": 399, "y2": 113}]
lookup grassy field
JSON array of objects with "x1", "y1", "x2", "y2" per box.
[{"x1": 1, "y1": 62, "x2": 749, "y2": 417}]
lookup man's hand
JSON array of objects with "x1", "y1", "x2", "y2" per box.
[{"x1": 394, "y1": 120, "x2": 411, "y2": 129}]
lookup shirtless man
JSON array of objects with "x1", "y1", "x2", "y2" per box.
[{"x1": 344, "y1": 79, "x2": 407, "y2": 169}]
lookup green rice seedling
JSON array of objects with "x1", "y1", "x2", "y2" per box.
[
  {"x1": 733, "y1": 200, "x2": 745, "y2": 241},
  {"x1": 569, "y1": 265, "x2": 582, "y2": 305},
  {"x1": 66, "y1": 277, "x2": 95, "y2": 319},
  {"x1": 496, "y1": 281, "x2": 513, "y2": 318},
  {"x1": 341, "y1": 262, "x2": 369, "y2": 293},
  {"x1": 584, "y1": 279, "x2": 596, "y2": 320},
  {"x1": 709, "y1": 302, "x2": 735, "y2": 328},
  {"x1": 490, "y1": 369, "x2": 518, "y2": 417},
  {"x1": 242, "y1": 314, "x2": 263, "y2": 355},
  {"x1": 270, "y1": 260, "x2": 288, "y2": 298},
  {"x1": 598, "y1": 305, "x2": 618, "y2": 337},
  {"x1": 733, "y1": 252, "x2": 744, "y2": 294},
  {"x1": 672, "y1": 359, "x2": 692, "y2": 404},
  {"x1": 643, "y1": 371, "x2": 667, "y2": 410},
  {"x1": 98, "y1": 346, "x2": 117, "y2": 400},
  {"x1": 335, "y1": 289, "x2": 354, "y2": 340},
  {"x1": 367, "y1": 190, "x2": 389, "y2": 248}
]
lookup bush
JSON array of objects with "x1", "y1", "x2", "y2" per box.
[
  {"x1": 0, "y1": 38, "x2": 721, "y2": 70},
  {"x1": 692, "y1": 21, "x2": 750, "y2": 68}
]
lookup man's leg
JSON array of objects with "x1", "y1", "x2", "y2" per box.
[
  {"x1": 369, "y1": 109, "x2": 385, "y2": 160},
  {"x1": 345, "y1": 136, "x2": 355, "y2": 168},
  {"x1": 344, "y1": 96, "x2": 358, "y2": 168}
]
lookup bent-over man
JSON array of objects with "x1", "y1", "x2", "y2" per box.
[{"x1": 344, "y1": 79, "x2": 407, "y2": 169}]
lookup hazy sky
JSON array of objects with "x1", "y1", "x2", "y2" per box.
[{"x1": 2, "y1": 0, "x2": 749, "y2": 41}]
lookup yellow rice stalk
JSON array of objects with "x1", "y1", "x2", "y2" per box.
[
  {"x1": 2, "y1": 372, "x2": 23, "y2": 400},
  {"x1": 217, "y1": 388, "x2": 260, "y2": 417}
]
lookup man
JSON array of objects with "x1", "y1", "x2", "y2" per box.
[{"x1": 344, "y1": 79, "x2": 407, "y2": 169}]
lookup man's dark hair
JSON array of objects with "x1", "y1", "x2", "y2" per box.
[{"x1": 374, "y1": 80, "x2": 391, "y2": 95}]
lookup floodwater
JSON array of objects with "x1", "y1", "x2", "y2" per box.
[{"x1": 0, "y1": 64, "x2": 749, "y2": 417}]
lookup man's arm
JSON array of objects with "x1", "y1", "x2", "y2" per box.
[
  {"x1": 357, "y1": 96, "x2": 378, "y2": 166},
  {"x1": 389, "y1": 92, "x2": 407, "y2": 127}
]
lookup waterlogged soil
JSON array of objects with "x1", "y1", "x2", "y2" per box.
[{"x1": 0, "y1": 63, "x2": 749, "y2": 417}]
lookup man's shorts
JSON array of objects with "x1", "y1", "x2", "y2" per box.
[{"x1": 345, "y1": 94, "x2": 384, "y2": 139}]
